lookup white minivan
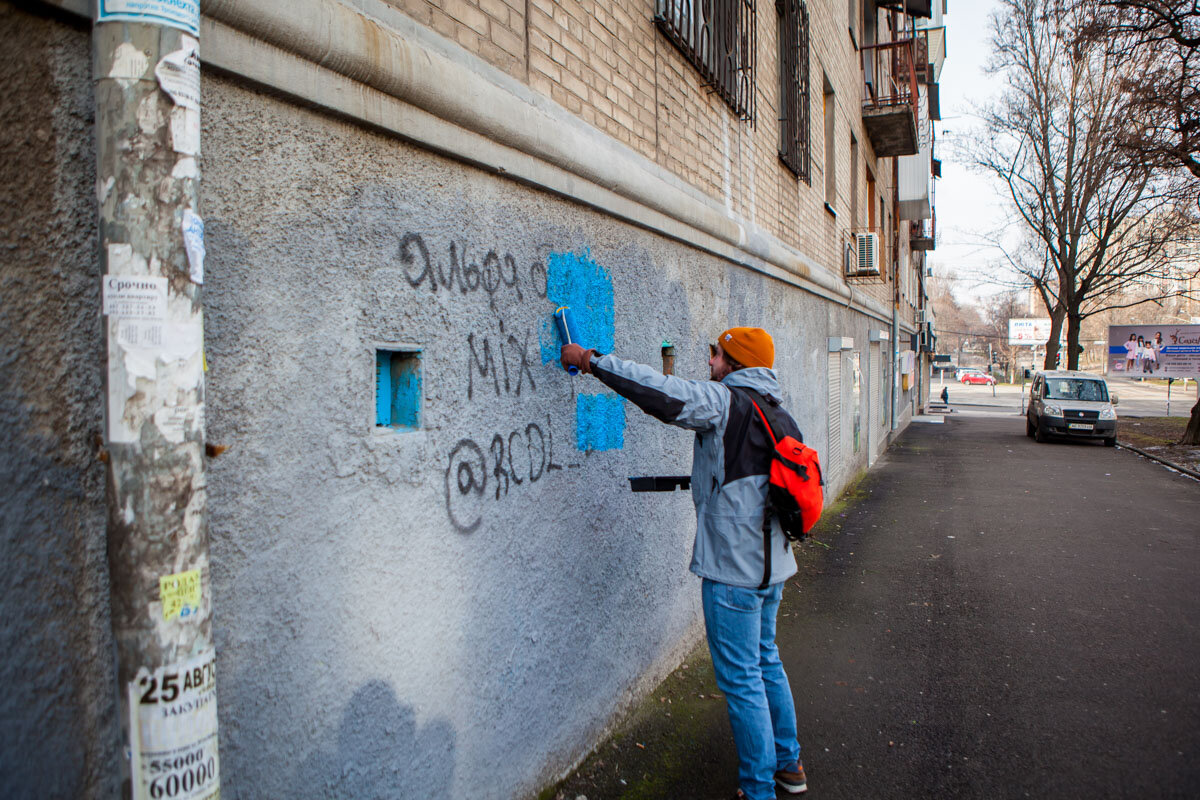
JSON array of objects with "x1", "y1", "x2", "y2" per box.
[{"x1": 1026, "y1": 370, "x2": 1119, "y2": 446}]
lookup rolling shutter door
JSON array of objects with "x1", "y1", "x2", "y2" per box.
[{"x1": 827, "y1": 351, "x2": 842, "y2": 485}]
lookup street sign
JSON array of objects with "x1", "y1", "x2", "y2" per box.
[{"x1": 1106, "y1": 324, "x2": 1200, "y2": 378}]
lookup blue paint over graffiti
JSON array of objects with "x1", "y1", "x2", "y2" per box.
[
  {"x1": 542, "y1": 250, "x2": 625, "y2": 451},
  {"x1": 544, "y1": 250, "x2": 615, "y2": 358},
  {"x1": 539, "y1": 318, "x2": 559, "y2": 366},
  {"x1": 575, "y1": 394, "x2": 625, "y2": 451}
]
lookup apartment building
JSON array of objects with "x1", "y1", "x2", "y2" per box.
[{"x1": 1, "y1": 1, "x2": 945, "y2": 796}]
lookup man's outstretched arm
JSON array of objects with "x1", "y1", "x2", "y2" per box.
[{"x1": 561, "y1": 343, "x2": 727, "y2": 432}]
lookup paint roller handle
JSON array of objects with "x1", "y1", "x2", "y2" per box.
[{"x1": 554, "y1": 306, "x2": 589, "y2": 375}]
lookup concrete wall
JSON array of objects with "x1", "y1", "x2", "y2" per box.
[
  {"x1": 199, "y1": 76, "x2": 884, "y2": 797},
  {"x1": 1, "y1": 2, "x2": 911, "y2": 797},
  {"x1": 0, "y1": 6, "x2": 120, "y2": 798}
]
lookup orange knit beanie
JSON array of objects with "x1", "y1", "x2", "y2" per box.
[{"x1": 718, "y1": 327, "x2": 774, "y2": 369}]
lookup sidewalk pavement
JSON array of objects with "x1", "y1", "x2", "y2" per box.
[{"x1": 543, "y1": 414, "x2": 1200, "y2": 800}]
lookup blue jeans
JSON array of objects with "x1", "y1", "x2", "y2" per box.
[{"x1": 702, "y1": 578, "x2": 800, "y2": 800}]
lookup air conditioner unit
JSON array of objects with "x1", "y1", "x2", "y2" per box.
[{"x1": 852, "y1": 232, "x2": 880, "y2": 276}]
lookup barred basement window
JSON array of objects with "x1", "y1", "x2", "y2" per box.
[
  {"x1": 777, "y1": 0, "x2": 810, "y2": 181},
  {"x1": 656, "y1": 0, "x2": 757, "y2": 122}
]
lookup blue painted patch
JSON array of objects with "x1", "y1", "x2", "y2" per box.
[
  {"x1": 575, "y1": 393, "x2": 625, "y2": 451},
  {"x1": 544, "y1": 250, "x2": 615, "y2": 358},
  {"x1": 543, "y1": 250, "x2": 624, "y2": 451},
  {"x1": 539, "y1": 317, "x2": 559, "y2": 366}
]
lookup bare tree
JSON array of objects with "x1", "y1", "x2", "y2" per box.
[
  {"x1": 1076, "y1": 0, "x2": 1200, "y2": 179},
  {"x1": 928, "y1": 272, "x2": 987, "y2": 366},
  {"x1": 982, "y1": 290, "x2": 1028, "y2": 380},
  {"x1": 973, "y1": 0, "x2": 1200, "y2": 371},
  {"x1": 1074, "y1": 0, "x2": 1200, "y2": 445}
]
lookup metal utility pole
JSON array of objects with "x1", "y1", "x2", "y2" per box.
[{"x1": 93, "y1": 3, "x2": 219, "y2": 798}]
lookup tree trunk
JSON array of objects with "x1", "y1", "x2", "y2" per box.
[
  {"x1": 1065, "y1": 312, "x2": 1082, "y2": 371},
  {"x1": 1182, "y1": 396, "x2": 1200, "y2": 445},
  {"x1": 1043, "y1": 305, "x2": 1066, "y2": 370}
]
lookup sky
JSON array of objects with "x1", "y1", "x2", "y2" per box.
[{"x1": 929, "y1": 0, "x2": 1021, "y2": 307}]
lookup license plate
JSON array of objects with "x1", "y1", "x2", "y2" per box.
[{"x1": 1068, "y1": 423, "x2": 1092, "y2": 430}]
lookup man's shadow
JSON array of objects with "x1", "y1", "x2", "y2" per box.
[{"x1": 291, "y1": 680, "x2": 455, "y2": 799}]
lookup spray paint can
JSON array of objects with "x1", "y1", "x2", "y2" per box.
[{"x1": 554, "y1": 306, "x2": 581, "y2": 375}]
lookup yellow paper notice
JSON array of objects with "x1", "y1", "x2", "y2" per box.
[{"x1": 160, "y1": 569, "x2": 201, "y2": 621}]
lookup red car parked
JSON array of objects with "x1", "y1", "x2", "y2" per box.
[{"x1": 960, "y1": 372, "x2": 997, "y2": 385}]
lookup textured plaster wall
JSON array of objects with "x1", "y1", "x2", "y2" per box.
[
  {"x1": 197, "y1": 76, "x2": 881, "y2": 798},
  {"x1": 0, "y1": 6, "x2": 120, "y2": 798}
]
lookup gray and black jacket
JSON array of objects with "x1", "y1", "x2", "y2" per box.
[{"x1": 589, "y1": 353, "x2": 801, "y2": 589}]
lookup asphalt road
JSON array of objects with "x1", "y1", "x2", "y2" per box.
[
  {"x1": 551, "y1": 414, "x2": 1200, "y2": 800},
  {"x1": 937, "y1": 378, "x2": 1199, "y2": 418}
]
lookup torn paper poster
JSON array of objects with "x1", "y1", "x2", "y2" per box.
[
  {"x1": 97, "y1": 0, "x2": 199, "y2": 37},
  {"x1": 127, "y1": 648, "x2": 219, "y2": 800},
  {"x1": 155, "y1": 36, "x2": 200, "y2": 110},
  {"x1": 109, "y1": 41, "x2": 149, "y2": 81},
  {"x1": 103, "y1": 275, "x2": 167, "y2": 321},
  {"x1": 170, "y1": 107, "x2": 200, "y2": 156},
  {"x1": 181, "y1": 209, "x2": 204, "y2": 284}
]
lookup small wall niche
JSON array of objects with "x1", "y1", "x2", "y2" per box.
[{"x1": 375, "y1": 348, "x2": 421, "y2": 431}]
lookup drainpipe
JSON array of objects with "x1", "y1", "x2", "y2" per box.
[
  {"x1": 93, "y1": 6, "x2": 220, "y2": 799},
  {"x1": 890, "y1": 159, "x2": 900, "y2": 432}
]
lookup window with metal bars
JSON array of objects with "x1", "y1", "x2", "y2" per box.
[
  {"x1": 777, "y1": 0, "x2": 810, "y2": 181},
  {"x1": 655, "y1": 0, "x2": 757, "y2": 122}
]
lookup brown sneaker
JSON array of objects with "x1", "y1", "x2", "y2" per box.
[{"x1": 774, "y1": 762, "x2": 807, "y2": 794}]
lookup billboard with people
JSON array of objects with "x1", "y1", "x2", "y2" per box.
[{"x1": 1107, "y1": 324, "x2": 1200, "y2": 378}]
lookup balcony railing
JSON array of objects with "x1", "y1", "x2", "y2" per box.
[
  {"x1": 860, "y1": 38, "x2": 919, "y2": 157},
  {"x1": 910, "y1": 211, "x2": 936, "y2": 251}
]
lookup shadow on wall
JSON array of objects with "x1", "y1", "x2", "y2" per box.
[{"x1": 290, "y1": 680, "x2": 456, "y2": 799}]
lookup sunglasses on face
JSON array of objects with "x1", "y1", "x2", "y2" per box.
[{"x1": 710, "y1": 344, "x2": 718, "y2": 357}]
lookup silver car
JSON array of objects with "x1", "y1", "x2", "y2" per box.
[{"x1": 1026, "y1": 370, "x2": 1118, "y2": 446}]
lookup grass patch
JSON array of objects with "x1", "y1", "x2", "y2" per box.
[{"x1": 1120, "y1": 416, "x2": 1188, "y2": 448}]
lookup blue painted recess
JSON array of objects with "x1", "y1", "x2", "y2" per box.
[{"x1": 376, "y1": 350, "x2": 421, "y2": 430}]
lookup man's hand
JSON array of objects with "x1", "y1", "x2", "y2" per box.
[{"x1": 561, "y1": 343, "x2": 597, "y2": 374}]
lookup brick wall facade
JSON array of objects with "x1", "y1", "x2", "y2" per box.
[{"x1": 389, "y1": 0, "x2": 920, "y2": 312}]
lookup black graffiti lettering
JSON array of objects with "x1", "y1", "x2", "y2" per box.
[
  {"x1": 467, "y1": 333, "x2": 500, "y2": 400},
  {"x1": 503, "y1": 254, "x2": 523, "y2": 302},
  {"x1": 507, "y1": 332, "x2": 536, "y2": 397},
  {"x1": 507, "y1": 430, "x2": 523, "y2": 485},
  {"x1": 399, "y1": 232, "x2": 435, "y2": 292},
  {"x1": 545, "y1": 413, "x2": 564, "y2": 472},
  {"x1": 441, "y1": 241, "x2": 463, "y2": 292},
  {"x1": 490, "y1": 434, "x2": 510, "y2": 499},
  {"x1": 461, "y1": 243, "x2": 481, "y2": 292},
  {"x1": 529, "y1": 260, "x2": 548, "y2": 298},
  {"x1": 442, "y1": 420, "x2": 568, "y2": 532},
  {"x1": 445, "y1": 439, "x2": 486, "y2": 534},
  {"x1": 482, "y1": 250, "x2": 502, "y2": 311},
  {"x1": 526, "y1": 423, "x2": 545, "y2": 482}
]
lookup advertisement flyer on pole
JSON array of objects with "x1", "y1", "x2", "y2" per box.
[
  {"x1": 1107, "y1": 324, "x2": 1200, "y2": 379},
  {"x1": 97, "y1": 1, "x2": 200, "y2": 38}
]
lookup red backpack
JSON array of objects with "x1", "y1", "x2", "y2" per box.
[{"x1": 746, "y1": 397, "x2": 824, "y2": 541}]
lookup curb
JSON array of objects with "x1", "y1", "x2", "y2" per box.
[{"x1": 1116, "y1": 441, "x2": 1200, "y2": 481}]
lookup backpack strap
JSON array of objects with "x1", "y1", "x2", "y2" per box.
[{"x1": 729, "y1": 386, "x2": 779, "y2": 590}]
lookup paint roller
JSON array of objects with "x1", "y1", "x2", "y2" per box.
[{"x1": 554, "y1": 305, "x2": 583, "y2": 375}]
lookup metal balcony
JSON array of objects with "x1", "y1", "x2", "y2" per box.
[
  {"x1": 910, "y1": 212, "x2": 936, "y2": 251},
  {"x1": 861, "y1": 39, "x2": 919, "y2": 157}
]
